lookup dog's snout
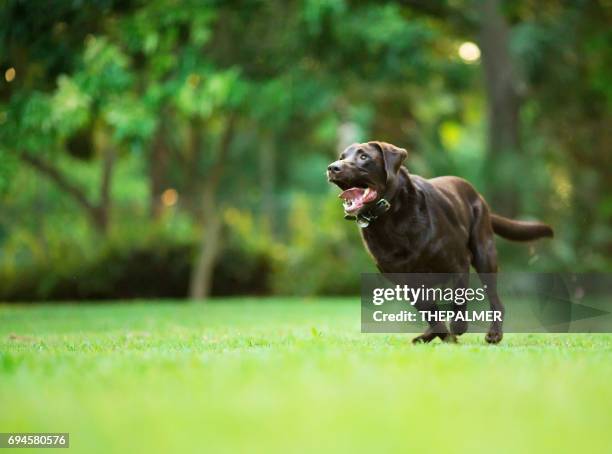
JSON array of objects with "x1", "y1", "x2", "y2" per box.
[{"x1": 327, "y1": 161, "x2": 343, "y2": 173}]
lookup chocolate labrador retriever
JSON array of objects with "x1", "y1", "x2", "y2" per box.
[{"x1": 327, "y1": 141, "x2": 553, "y2": 344}]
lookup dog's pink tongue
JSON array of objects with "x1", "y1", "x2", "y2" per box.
[{"x1": 338, "y1": 188, "x2": 365, "y2": 201}]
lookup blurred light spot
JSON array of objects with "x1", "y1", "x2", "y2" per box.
[
  {"x1": 439, "y1": 121, "x2": 462, "y2": 151},
  {"x1": 5, "y1": 67, "x2": 16, "y2": 82},
  {"x1": 53, "y1": 22, "x2": 67, "y2": 34},
  {"x1": 0, "y1": 111, "x2": 6, "y2": 124},
  {"x1": 187, "y1": 73, "x2": 201, "y2": 88},
  {"x1": 161, "y1": 188, "x2": 178, "y2": 207},
  {"x1": 458, "y1": 42, "x2": 480, "y2": 62},
  {"x1": 550, "y1": 165, "x2": 572, "y2": 205}
]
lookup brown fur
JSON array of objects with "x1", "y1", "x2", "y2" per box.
[{"x1": 327, "y1": 141, "x2": 553, "y2": 344}]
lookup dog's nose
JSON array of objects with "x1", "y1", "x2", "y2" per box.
[{"x1": 327, "y1": 161, "x2": 343, "y2": 173}]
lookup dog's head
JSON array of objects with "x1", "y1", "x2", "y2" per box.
[{"x1": 327, "y1": 141, "x2": 407, "y2": 215}]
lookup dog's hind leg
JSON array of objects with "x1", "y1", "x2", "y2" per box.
[
  {"x1": 450, "y1": 272, "x2": 470, "y2": 336},
  {"x1": 469, "y1": 203, "x2": 505, "y2": 344}
]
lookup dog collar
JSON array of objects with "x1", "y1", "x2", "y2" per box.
[{"x1": 344, "y1": 199, "x2": 391, "y2": 228}]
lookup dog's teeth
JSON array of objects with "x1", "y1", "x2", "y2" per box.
[{"x1": 364, "y1": 188, "x2": 370, "y2": 197}]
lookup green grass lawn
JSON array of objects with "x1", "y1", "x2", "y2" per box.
[{"x1": 1, "y1": 298, "x2": 611, "y2": 454}]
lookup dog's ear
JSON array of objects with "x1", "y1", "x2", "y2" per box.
[{"x1": 368, "y1": 141, "x2": 407, "y2": 185}]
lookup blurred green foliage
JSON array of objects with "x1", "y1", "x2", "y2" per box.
[{"x1": 0, "y1": 0, "x2": 610, "y2": 300}]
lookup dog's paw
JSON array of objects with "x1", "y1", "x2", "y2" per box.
[
  {"x1": 412, "y1": 329, "x2": 455, "y2": 344},
  {"x1": 485, "y1": 330, "x2": 503, "y2": 344},
  {"x1": 412, "y1": 332, "x2": 437, "y2": 344}
]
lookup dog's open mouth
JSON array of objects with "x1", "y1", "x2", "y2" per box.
[{"x1": 338, "y1": 187, "x2": 378, "y2": 215}]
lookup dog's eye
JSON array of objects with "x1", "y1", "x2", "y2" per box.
[{"x1": 360, "y1": 154, "x2": 368, "y2": 160}]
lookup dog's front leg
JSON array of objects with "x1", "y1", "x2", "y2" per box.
[{"x1": 411, "y1": 299, "x2": 456, "y2": 343}]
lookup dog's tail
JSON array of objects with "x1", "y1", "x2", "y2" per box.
[{"x1": 491, "y1": 214, "x2": 554, "y2": 241}]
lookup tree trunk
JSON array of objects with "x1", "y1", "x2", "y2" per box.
[
  {"x1": 478, "y1": 0, "x2": 521, "y2": 216},
  {"x1": 149, "y1": 121, "x2": 169, "y2": 220},
  {"x1": 260, "y1": 133, "x2": 276, "y2": 236},
  {"x1": 188, "y1": 116, "x2": 236, "y2": 301},
  {"x1": 95, "y1": 144, "x2": 115, "y2": 234},
  {"x1": 189, "y1": 190, "x2": 224, "y2": 300}
]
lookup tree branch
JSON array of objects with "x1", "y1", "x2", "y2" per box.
[
  {"x1": 395, "y1": 0, "x2": 455, "y2": 18},
  {"x1": 394, "y1": 0, "x2": 475, "y2": 31},
  {"x1": 20, "y1": 152, "x2": 96, "y2": 213},
  {"x1": 100, "y1": 146, "x2": 115, "y2": 212},
  {"x1": 207, "y1": 115, "x2": 237, "y2": 192}
]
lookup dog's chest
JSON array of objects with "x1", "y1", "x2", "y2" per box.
[{"x1": 360, "y1": 224, "x2": 468, "y2": 273}]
